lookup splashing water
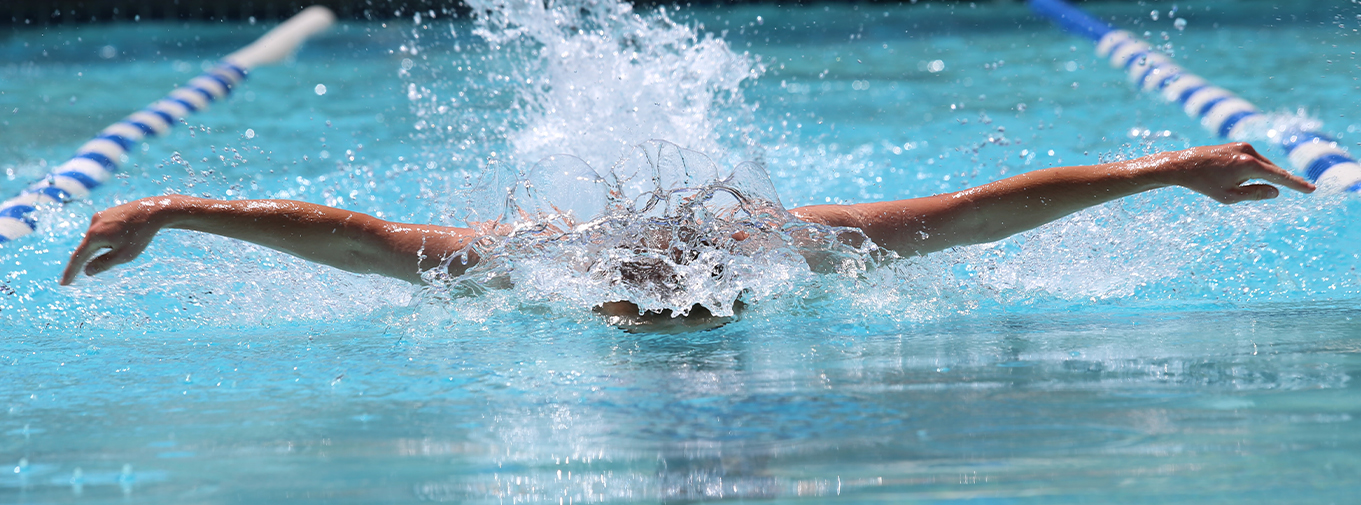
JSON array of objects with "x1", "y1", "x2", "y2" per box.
[
  {"x1": 397, "y1": 0, "x2": 861, "y2": 318},
  {"x1": 1230, "y1": 110, "x2": 1326, "y2": 145},
  {"x1": 434, "y1": 141, "x2": 877, "y2": 317},
  {"x1": 405, "y1": 0, "x2": 761, "y2": 178},
  {"x1": 3, "y1": 0, "x2": 1355, "y2": 335},
  {"x1": 356, "y1": 0, "x2": 1361, "y2": 323},
  {"x1": 472, "y1": 0, "x2": 760, "y2": 169}
]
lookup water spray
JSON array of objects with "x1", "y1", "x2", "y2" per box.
[
  {"x1": 1029, "y1": 0, "x2": 1361, "y2": 192},
  {"x1": 0, "y1": 5, "x2": 336, "y2": 242}
]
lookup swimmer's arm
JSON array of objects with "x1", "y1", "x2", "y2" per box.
[
  {"x1": 790, "y1": 143, "x2": 1315, "y2": 256},
  {"x1": 61, "y1": 195, "x2": 479, "y2": 285}
]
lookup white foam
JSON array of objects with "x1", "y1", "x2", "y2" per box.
[
  {"x1": 439, "y1": 141, "x2": 876, "y2": 317},
  {"x1": 461, "y1": 0, "x2": 759, "y2": 172}
]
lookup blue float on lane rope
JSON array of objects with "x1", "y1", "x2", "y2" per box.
[
  {"x1": 0, "y1": 6, "x2": 336, "y2": 242},
  {"x1": 1028, "y1": 0, "x2": 1361, "y2": 193}
]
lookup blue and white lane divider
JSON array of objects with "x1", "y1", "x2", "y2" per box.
[
  {"x1": 0, "y1": 6, "x2": 336, "y2": 243},
  {"x1": 1028, "y1": 0, "x2": 1361, "y2": 192}
]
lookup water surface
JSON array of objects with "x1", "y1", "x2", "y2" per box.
[{"x1": 2, "y1": 0, "x2": 1360, "y2": 502}]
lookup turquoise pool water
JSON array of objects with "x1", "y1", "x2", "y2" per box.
[{"x1": 3, "y1": 0, "x2": 1361, "y2": 502}]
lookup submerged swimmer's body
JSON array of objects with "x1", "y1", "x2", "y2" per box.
[{"x1": 61, "y1": 143, "x2": 1314, "y2": 327}]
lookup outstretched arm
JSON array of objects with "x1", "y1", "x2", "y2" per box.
[
  {"x1": 61, "y1": 195, "x2": 480, "y2": 285},
  {"x1": 790, "y1": 143, "x2": 1315, "y2": 256}
]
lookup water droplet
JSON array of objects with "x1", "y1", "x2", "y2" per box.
[
  {"x1": 1174, "y1": 18, "x2": 1187, "y2": 31},
  {"x1": 118, "y1": 464, "x2": 134, "y2": 496},
  {"x1": 1150, "y1": 10, "x2": 1159, "y2": 21},
  {"x1": 71, "y1": 467, "x2": 84, "y2": 491},
  {"x1": 244, "y1": 128, "x2": 255, "y2": 139},
  {"x1": 314, "y1": 84, "x2": 327, "y2": 96}
]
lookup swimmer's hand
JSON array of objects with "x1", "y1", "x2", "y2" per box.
[
  {"x1": 61, "y1": 195, "x2": 481, "y2": 285},
  {"x1": 1159, "y1": 142, "x2": 1315, "y2": 203},
  {"x1": 790, "y1": 142, "x2": 1314, "y2": 257},
  {"x1": 61, "y1": 198, "x2": 170, "y2": 285}
]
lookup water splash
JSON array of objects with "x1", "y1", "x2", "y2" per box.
[
  {"x1": 434, "y1": 141, "x2": 877, "y2": 318},
  {"x1": 1229, "y1": 110, "x2": 1325, "y2": 144},
  {"x1": 4, "y1": 1, "x2": 1359, "y2": 334},
  {"x1": 409, "y1": 0, "x2": 762, "y2": 175}
]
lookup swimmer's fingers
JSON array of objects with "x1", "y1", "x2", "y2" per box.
[
  {"x1": 1247, "y1": 158, "x2": 1315, "y2": 194},
  {"x1": 82, "y1": 242, "x2": 150, "y2": 277},
  {"x1": 60, "y1": 236, "x2": 147, "y2": 285},
  {"x1": 60, "y1": 236, "x2": 107, "y2": 285},
  {"x1": 1221, "y1": 183, "x2": 1281, "y2": 204},
  {"x1": 1177, "y1": 144, "x2": 1315, "y2": 203},
  {"x1": 60, "y1": 208, "x2": 160, "y2": 285},
  {"x1": 1221, "y1": 143, "x2": 1313, "y2": 193}
]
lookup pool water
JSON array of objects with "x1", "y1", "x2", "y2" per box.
[{"x1": 3, "y1": 0, "x2": 1361, "y2": 502}]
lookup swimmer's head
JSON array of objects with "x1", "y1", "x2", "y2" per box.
[
  {"x1": 594, "y1": 225, "x2": 741, "y2": 331},
  {"x1": 616, "y1": 255, "x2": 683, "y2": 294},
  {"x1": 595, "y1": 300, "x2": 745, "y2": 333}
]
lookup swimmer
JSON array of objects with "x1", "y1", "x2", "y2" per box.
[{"x1": 60, "y1": 143, "x2": 1313, "y2": 326}]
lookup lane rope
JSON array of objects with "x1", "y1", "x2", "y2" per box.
[
  {"x1": 0, "y1": 5, "x2": 336, "y2": 242},
  {"x1": 1028, "y1": 0, "x2": 1361, "y2": 192}
]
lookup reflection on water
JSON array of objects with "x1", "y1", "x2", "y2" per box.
[{"x1": 0, "y1": 304, "x2": 1357, "y2": 502}]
